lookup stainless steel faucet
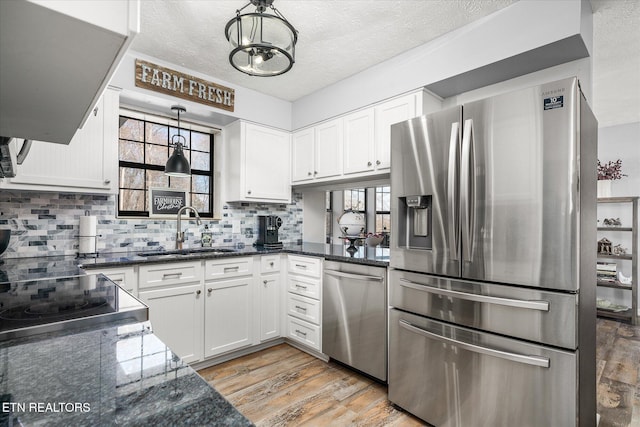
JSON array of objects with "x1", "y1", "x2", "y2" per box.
[{"x1": 176, "y1": 206, "x2": 202, "y2": 249}]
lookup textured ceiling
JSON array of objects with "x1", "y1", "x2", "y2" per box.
[{"x1": 130, "y1": 0, "x2": 640, "y2": 128}]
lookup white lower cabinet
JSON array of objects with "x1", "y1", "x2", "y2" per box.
[
  {"x1": 259, "y1": 275, "x2": 281, "y2": 342},
  {"x1": 139, "y1": 283, "x2": 204, "y2": 364},
  {"x1": 204, "y1": 276, "x2": 254, "y2": 357},
  {"x1": 204, "y1": 257, "x2": 255, "y2": 358},
  {"x1": 286, "y1": 255, "x2": 322, "y2": 352},
  {"x1": 137, "y1": 261, "x2": 204, "y2": 364}
]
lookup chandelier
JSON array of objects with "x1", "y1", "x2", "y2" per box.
[{"x1": 225, "y1": 0, "x2": 298, "y2": 77}]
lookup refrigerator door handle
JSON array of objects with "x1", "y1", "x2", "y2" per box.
[
  {"x1": 461, "y1": 118, "x2": 476, "y2": 262},
  {"x1": 447, "y1": 122, "x2": 460, "y2": 261},
  {"x1": 398, "y1": 278, "x2": 550, "y2": 311},
  {"x1": 399, "y1": 320, "x2": 550, "y2": 368}
]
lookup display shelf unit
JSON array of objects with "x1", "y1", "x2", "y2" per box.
[{"x1": 596, "y1": 196, "x2": 638, "y2": 325}]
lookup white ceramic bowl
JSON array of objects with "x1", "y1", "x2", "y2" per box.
[{"x1": 365, "y1": 235, "x2": 384, "y2": 247}]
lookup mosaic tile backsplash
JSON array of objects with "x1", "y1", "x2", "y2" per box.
[{"x1": 0, "y1": 190, "x2": 303, "y2": 259}]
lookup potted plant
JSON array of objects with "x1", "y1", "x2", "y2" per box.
[{"x1": 597, "y1": 159, "x2": 627, "y2": 197}]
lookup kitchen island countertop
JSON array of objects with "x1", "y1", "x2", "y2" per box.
[{"x1": 0, "y1": 319, "x2": 253, "y2": 427}]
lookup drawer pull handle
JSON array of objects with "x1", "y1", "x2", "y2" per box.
[
  {"x1": 112, "y1": 278, "x2": 124, "y2": 283},
  {"x1": 295, "y1": 305, "x2": 307, "y2": 312},
  {"x1": 263, "y1": 280, "x2": 269, "y2": 285},
  {"x1": 270, "y1": 262, "x2": 274, "y2": 267},
  {"x1": 295, "y1": 264, "x2": 308, "y2": 269},
  {"x1": 208, "y1": 288, "x2": 213, "y2": 293},
  {"x1": 196, "y1": 290, "x2": 201, "y2": 295},
  {"x1": 398, "y1": 278, "x2": 549, "y2": 311},
  {"x1": 163, "y1": 272, "x2": 183, "y2": 279},
  {"x1": 224, "y1": 266, "x2": 240, "y2": 273},
  {"x1": 295, "y1": 329, "x2": 307, "y2": 337},
  {"x1": 399, "y1": 320, "x2": 550, "y2": 368},
  {"x1": 295, "y1": 284, "x2": 308, "y2": 290}
]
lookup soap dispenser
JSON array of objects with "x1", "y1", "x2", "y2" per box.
[{"x1": 201, "y1": 224, "x2": 212, "y2": 247}]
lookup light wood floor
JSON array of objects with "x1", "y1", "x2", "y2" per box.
[{"x1": 199, "y1": 318, "x2": 640, "y2": 427}]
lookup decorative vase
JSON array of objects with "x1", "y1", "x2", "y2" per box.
[{"x1": 597, "y1": 180, "x2": 612, "y2": 198}]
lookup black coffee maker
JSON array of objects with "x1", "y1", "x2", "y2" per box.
[{"x1": 256, "y1": 215, "x2": 283, "y2": 248}]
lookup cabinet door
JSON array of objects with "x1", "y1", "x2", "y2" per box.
[
  {"x1": 292, "y1": 128, "x2": 315, "y2": 182},
  {"x1": 343, "y1": 108, "x2": 375, "y2": 175},
  {"x1": 314, "y1": 118, "x2": 343, "y2": 179},
  {"x1": 204, "y1": 277, "x2": 254, "y2": 357},
  {"x1": 244, "y1": 123, "x2": 291, "y2": 201},
  {"x1": 259, "y1": 275, "x2": 281, "y2": 341},
  {"x1": 3, "y1": 88, "x2": 119, "y2": 193},
  {"x1": 139, "y1": 284, "x2": 203, "y2": 364},
  {"x1": 374, "y1": 94, "x2": 417, "y2": 170}
]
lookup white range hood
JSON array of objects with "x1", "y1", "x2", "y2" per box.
[{"x1": 0, "y1": 0, "x2": 139, "y2": 144}]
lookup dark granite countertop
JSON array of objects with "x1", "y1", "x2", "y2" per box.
[
  {"x1": 75, "y1": 242, "x2": 390, "y2": 270},
  {"x1": 0, "y1": 321, "x2": 253, "y2": 426},
  {"x1": 0, "y1": 242, "x2": 389, "y2": 283}
]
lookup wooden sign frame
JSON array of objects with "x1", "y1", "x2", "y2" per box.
[{"x1": 135, "y1": 59, "x2": 235, "y2": 112}]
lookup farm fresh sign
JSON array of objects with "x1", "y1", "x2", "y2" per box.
[{"x1": 135, "y1": 59, "x2": 235, "y2": 112}]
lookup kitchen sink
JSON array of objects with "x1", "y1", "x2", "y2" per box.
[{"x1": 137, "y1": 248, "x2": 236, "y2": 257}]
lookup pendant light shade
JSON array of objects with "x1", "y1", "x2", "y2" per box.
[
  {"x1": 225, "y1": 0, "x2": 298, "y2": 77},
  {"x1": 165, "y1": 105, "x2": 190, "y2": 177}
]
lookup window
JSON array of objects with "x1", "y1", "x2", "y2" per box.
[
  {"x1": 118, "y1": 113, "x2": 215, "y2": 217},
  {"x1": 325, "y1": 191, "x2": 333, "y2": 244},
  {"x1": 344, "y1": 188, "x2": 366, "y2": 212},
  {"x1": 375, "y1": 186, "x2": 391, "y2": 234},
  {"x1": 375, "y1": 186, "x2": 391, "y2": 247}
]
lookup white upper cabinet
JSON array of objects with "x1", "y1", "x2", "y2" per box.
[
  {"x1": 343, "y1": 108, "x2": 375, "y2": 175},
  {"x1": 0, "y1": 87, "x2": 120, "y2": 194},
  {"x1": 0, "y1": 0, "x2": 139, "y2": 144},
  {"x1": 292, "y1": 118, "x2": 343, "y2": 184},
  {"x1": 292, "y1": 128, "x2": 315, "y2": 182},
  {"x1": 374, "y1": 93, "x2": 419, "y2": 171},
  {"x1": 224, "y1": 121, "x2": 291, "y2": 203},
  {"x1": 314, "y1": 118, "x2": 343, "y2": 179},
  {"x1": 291, "y1": 90, "x2": 441, "y2": 185}
]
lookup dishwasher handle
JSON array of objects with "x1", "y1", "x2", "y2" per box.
[
  {"x1": 324, "y1": 269, "x2": 383, "y2": 282},
  {"x1": 399, "y1": 320, "x2": 550, "y2": 368}
]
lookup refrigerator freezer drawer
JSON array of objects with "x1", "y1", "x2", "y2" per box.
[
  {"x1": 389, "y1": 309, "x2": 577, "y2": 427},
  {"x1": 389, "y1": 269, "x2": 578, "y2": 349}
]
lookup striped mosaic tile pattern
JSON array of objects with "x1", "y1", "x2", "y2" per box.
[{"x1": 0, "y1": 190, "x2": 303, "y2": 259}]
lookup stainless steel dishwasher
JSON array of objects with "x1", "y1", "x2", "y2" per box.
[{"x1": 322, "y1": 261, "x2": 387, "y2": 382}]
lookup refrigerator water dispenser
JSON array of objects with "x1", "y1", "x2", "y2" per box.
[{"x1": 398, "y1": 195, "x2": 432, "y2": 250}]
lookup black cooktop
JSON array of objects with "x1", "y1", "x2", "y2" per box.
[{"x1": 0, "y1": 274, "x2": 148, "y2": 340}]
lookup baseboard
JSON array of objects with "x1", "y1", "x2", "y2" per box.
[{"x1": 190, "y1": 338, "x2": 285, "y2": 371}]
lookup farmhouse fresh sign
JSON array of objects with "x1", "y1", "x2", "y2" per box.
[{"x1": 135, "y1": 59, "x2": 235, "y2": 112}]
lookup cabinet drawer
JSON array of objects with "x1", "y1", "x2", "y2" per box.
[
  {"x1": 288, "y1": 255, "x2": 321, "y2": 278},
  {"x1": 287, "y1": 276, "x2": 320, "y2": 300},
  {"x1": 287, "y1": 316, "x2": 320, "y2": 351},
  {"x1": 138, "y1": 262, "x2": 202, "y2": 289},
  {"x1": 261, "y1": 255, "x2": 281, "y2": 274},
  {"x1": 205, "y1": 257, "x2": 253, "y2": 280},
  {"x1": 287, "y1": 293, "x2": 320, "y2": 325}
]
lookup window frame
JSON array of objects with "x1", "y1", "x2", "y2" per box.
[{"x1": 117, "y1": 110, "x2": 217, "y2": 218}]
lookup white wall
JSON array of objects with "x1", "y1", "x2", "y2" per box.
[
  {"x1": 292, "y1": 0, "x2": 592, "y2": 130},
  {"x1": 110, "y1": 51, "x2": 293, "y2": 130}
]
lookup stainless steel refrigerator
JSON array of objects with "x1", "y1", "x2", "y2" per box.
[{"x1": 388, "y1": 77, "x2": 597, "y2": 426}]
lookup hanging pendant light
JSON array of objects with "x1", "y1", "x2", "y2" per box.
[
  {"x1": 165, "y1": 105, "x2": 190, "y2": 177},
  {"x1": 225, "y1": 0, "x2": 298, "y2": 77}
]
